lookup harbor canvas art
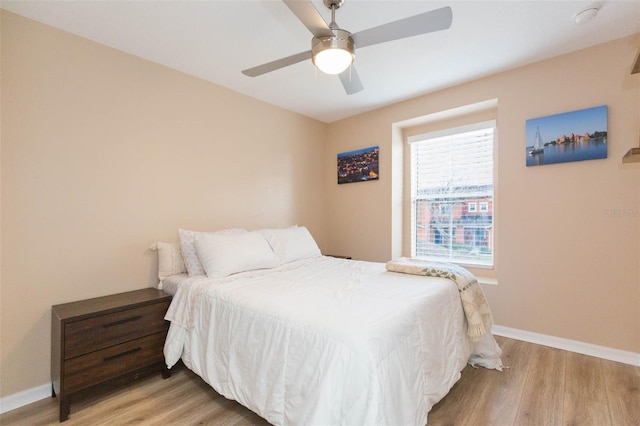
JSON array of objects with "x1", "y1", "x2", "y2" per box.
[
  {"x1": 337, "y1": 146, "x2": 379, "y2": 184},
  {"x1": 526, "y1": 105, "x2": 607, "y2": 167}
]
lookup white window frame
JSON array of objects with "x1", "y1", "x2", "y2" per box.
[{"x1": 468, "y1": 202, "x2": 477, "y2": 212}]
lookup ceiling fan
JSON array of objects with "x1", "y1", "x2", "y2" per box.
[{"x1": 241, "y1": 0, "x2": 453, "y2": 95}]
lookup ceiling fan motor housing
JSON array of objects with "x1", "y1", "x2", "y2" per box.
[
  {"x1": 312, "y1": 28, "x2": 354, "y2": 55},
  {"x1": 323, "y1": 0, "x2": 344, "y2": 10}
]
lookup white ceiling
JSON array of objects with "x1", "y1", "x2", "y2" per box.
[{"x1": 2, "y1": 0, "x2": 639, "y2": 122}]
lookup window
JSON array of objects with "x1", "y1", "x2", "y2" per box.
[
  {"x1": 409, "y1": 122, "x2": 495, "y2": 267},
  {"x1": 439, "y1": 203, "x2": 452, "y2": 215}
]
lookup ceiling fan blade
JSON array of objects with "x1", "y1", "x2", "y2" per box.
[
  {"x1": 352, "y1": 6, "x2": 452, "y2": 49},
  {"x1": 339, "y1": 66, "x2": 364, "y2": 95},
  {"x1": 283, "y1": 0, "x2": 333, "y2": 37},
  {"x1": 242, "y1": 50, "x2": 312, "y2": 77}
]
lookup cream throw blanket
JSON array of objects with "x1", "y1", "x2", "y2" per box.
[{"x1": 386, "y1": 257, "x2": 494, "y2": 342}]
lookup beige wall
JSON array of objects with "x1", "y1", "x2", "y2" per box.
[
  {"x1": 326, "y1": 34, "x2": 640, "y2": 354},
  {"x1": 0, "y1": 11, "x2": 327, "y2": 397}
]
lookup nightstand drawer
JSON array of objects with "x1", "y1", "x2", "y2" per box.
[
  {"x1": 64, "y1": 331, "x2": 166, "y2": 394},
  {"x1": 65, "y1": 301, "x2": 170, "y2": 359}
]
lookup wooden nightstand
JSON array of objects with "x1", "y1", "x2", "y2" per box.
[{"x1": 51, "y1": 288, "x2": 172, "y2": 422}]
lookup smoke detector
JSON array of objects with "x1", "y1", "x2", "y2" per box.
[{"x1": 574, "y1": 7, "x2": 599, "y2": 24}]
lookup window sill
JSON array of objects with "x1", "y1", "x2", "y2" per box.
[{"x1": 477, "y1": 277, "x2": 498, "y2": 286}]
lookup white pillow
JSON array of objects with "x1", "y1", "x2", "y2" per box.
[
  {"x1": 150, "y1": 242, "x2": 186, "y2": 282},
  {"x1": 179, "y1": 228, "x2": 246, "y2": 276},
  {"x1": 195, "y1": 232, "x2": 279, "y2": 279},
  {"x1": 260, "y1": 226, "x2": 321, "y2": 264}
]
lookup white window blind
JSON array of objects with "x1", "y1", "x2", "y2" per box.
[{"x1": 410, "y1": 121, "x2": 495, "y2": 267}]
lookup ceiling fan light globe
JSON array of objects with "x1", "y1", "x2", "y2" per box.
[
  {"x1": 314, "y1": 48, "x2": 353, "y2": 74},
  {"x1": 312, "y1": 29, "x2": 355, "y2": 75}
]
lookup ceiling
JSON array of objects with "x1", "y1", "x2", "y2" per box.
[{"x1": 2, "y1": 0, "x2": 639, "y2": 123}]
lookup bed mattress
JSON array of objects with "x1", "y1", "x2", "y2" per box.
[{"x1": 160, "y1": 273, "x2": 189, "y2": 296}]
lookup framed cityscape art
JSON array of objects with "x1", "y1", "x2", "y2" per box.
[{"x1": 337, "y1": 146, "x2": 379, "y2": 184}]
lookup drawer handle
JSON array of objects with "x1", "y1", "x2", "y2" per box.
[
  {"x1": 103, "y1": 347, "x2": 141, "y2": 362},
  {"x1": 102, "y1": 315, "x2": 142, "y2": 328}
]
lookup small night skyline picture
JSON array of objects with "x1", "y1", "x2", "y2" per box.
[{"x1": 337, "y1": 146, "x2": 379, "y2": 184}]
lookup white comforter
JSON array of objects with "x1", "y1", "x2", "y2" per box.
[{"x1": 164, "y1": 256, "x2": 502, "y2": 426}]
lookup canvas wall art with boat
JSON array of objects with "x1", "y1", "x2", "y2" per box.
[{"x1": 525, "y1": 105, "x2": 607, "y2": 167}]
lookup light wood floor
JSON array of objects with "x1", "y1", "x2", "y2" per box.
[{"x1": 2, "y1": 336, "x2": 639, "y2": 425}]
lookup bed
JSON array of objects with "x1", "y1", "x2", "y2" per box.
[{"x1": 154, "y1": 226, "x2": 502, "y2": 425}]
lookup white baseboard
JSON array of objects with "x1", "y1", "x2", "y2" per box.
[
  {"x1": 493, "y1": 325, "x2": 640, "y2": 367},
  {"x1": 2, "y1": 327, "x2": 638, "y2": 414},
  {"x1": 0, "y1": 383, "x2": 51, "y2": 414}
]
